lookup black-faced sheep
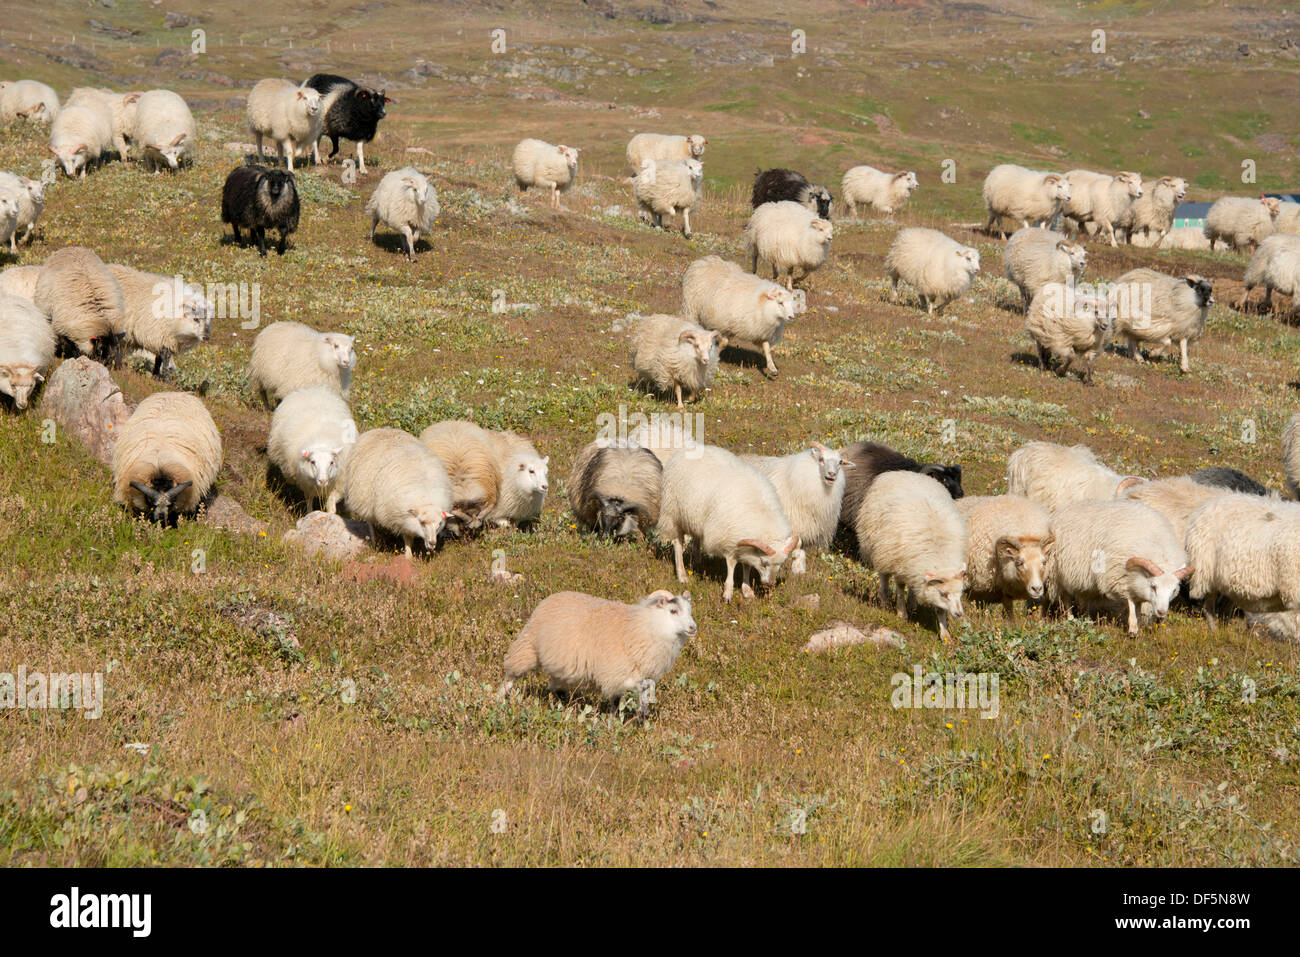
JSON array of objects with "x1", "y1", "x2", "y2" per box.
[
  {"x1": 221, "y1": 164, "x2": 300, "y2": 256},
  {"x1": 303, "y1": 74, "x2": 390, "y2": 175},
  {"x1": 751, "y1": 168, "x2": 832, "y2": 220},
  {"x1": 567, "y1": 440, "x2": 663, "y2": 540},
  {"x1": 112, "y1": 391, "x2": 223, "y2": 525}
]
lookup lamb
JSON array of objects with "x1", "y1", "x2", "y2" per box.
[
  {"x1": 1062, "y1": 170, "x2": 1143, "y2": 246},
  {"x1": 1283, "y1": 413, "x2": 1300, "y2": 500},
  {"x1": 1003, "y1": 227, "x2": 1087, "y2": 310},
  {"x1": 751, "y1": 168, "x2": 833, "y2": 220},
  {"x1": 741, "y1": 443, "x2": 854, "y2": 551},
  {"x1": 1237, "y1": 233, "x2": 1300, "y2": 320},
  {"x1": 48, "y1": 103, "x2": 114, "y2": 178},
  {"x1": 885, "y1": 227, "x2": 980, "y2": 315},
  {"x1": 1116, "y1": 175, "x2": 1187, "y2": 245},
  {"x1": 511, "y1": 138, "x2": 579, "y2": 209},
  {"x1": 840, "y1": 166, "x2": 918, "y2": 218},
  {"x1": 65, "y1": 88, "x2": 139, "y2": 159},
  {"x1": 680, "y1": 255, "x2": 797, "y2": 377},
  {"x1": 1112, "y1": 268, "x2": 1214, "y2": 373},
  {"x1": 365, "y1": 167, "x2": 439, "y2": 262},
  {"x1": 630, "y1": 314, "x2": 723, "y2": 409},
  {"x1": 105, "y1": 264, "x2": 212, "y2": 378},
  {"x1": 0, "y1": 290, "x2": 56, "y2": 410},
  {"x1": 247, "y1": 321, "x2": 356, "y2": 407},
  {"x1": 0, "y1": 172, "x2": 45, "y2": 251},
  {"x1": 657, "y1": 445, "x2": 799, "y2": 602},
  {"x1": 246, "y1": 79, "x2": 323, "y2": 172},
  {"x1": 634, "y1": 158, "x2": 702, "y2": 237},
  {"x1": 418, "y1": 420, "x2": 549, "y2": 527},
  {"x1": 303, "y1": 74, "x2": 390, "y2": 174},
  {"x1": 0, "y1": 79, "x2": 59, "y2": 123},
  {"x1": 1005, "y1": 441, "x2": 1143, "y2": 514},
  {"x1": 853, "y1": 471, "x2": 967, "y2": 643},
  {"x1": 744, "y1": 200, "x2": 833, "y2": 291},
  {"x1": 497, "y1": 589, "x2": 696, "y2": 720},
  {"x1": 1186, "y1": 493, "x2": 1300, "y2": 627},
  {"x1": 338, "y1": 427, "x2": 453, "y2": 556},
  {"x1": 267, "y1": 385, "x2": 358, "y2": 514},
  {"x1": 982, "y1": 164, "x2": 1071, "y2": 239},
  {"x1": 0, "y1": 265, "x2": 40, "y2": 300},
  {"x1": 566, "y1": 440, "x2": 663, "y2": 540},
  {"x1": 33, "y1": 246, "x2": 126, "y2": 362},
  {"x1": 1121, "y1": 475, "x2": 1232, "y2": 543},
  {"x1": 112, "y1": 391, "x2": 222, "y2": 525},
  {"x1": 625, "y1": 133, "x2": 706, "y2": 175},
  {"x1": 1203, "y1": 196, "x2": 1282, "y2": 253},
  {"x1": 954, "y1": 495, "x2": 1053, "y2": 617},
  {"x1": 1159, "y1": 226, "x2": 1216, "y2": 251},
  {"x1": 1048, "y1": 500, "x2": 1192, "y2": 635},
  {"x1": 131, "y1": 89, "x2": 196, "y2": 171},
  {"x1": 839, "y1": 441, "x2": 964, "y2": 541},
  {"x1": 1191, "y1": 466, "x2": 1268, "y2": 497},
  {"x1": 1025, "y1": 286, "x2": 1115, "y2": 384},
  {"x1": 220, "y1": 164, "x2": 300, "y2": 256}
]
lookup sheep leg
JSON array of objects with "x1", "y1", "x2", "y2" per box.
[
  {"x1": 255, "y1": 226, "x2": 268, "y2": 257},
  {"x1": 937, "y1": 610, "x2": 951, "y2": 645},
  {"x1": 254, "y1": 132, "x2": 264, "y2": 158},
  {"x1": 402, "y1": 225, "x2": 415, "y2": 262},
  {"x1": 313, "y1": 138, "x2": 321, "y2": 166},
  {"x1": 636, "y1": 678, "x2": 653, "y2": 722},
  {"x1": 1262, "y1": 287, "x2": 1273, "y2": 314},
  {"x1": 740, "y1": 565, "x2": 755, "y2": 601},
  {"x1": 281, "y1": 141, "x2": 295, "y2": 173},
  {"x1": 356, "y1": 141, "x2": 366, "y2": 176},
  {"x1": 403, "y1": 536, "x2": 414, "y2": 559},
  {"x1": 230, "y1": 223, "x2": 242, "y2": 243},
  {"x1": 722, "y1": 555, "x2": 736, "y2": 603},
  {"x1": 672, "y1": 538, "x2": 688, "y2": 583},
  {"x1": 1178, "y1": 339, "x2": 1189, "y2": 374},
  {"x1": 1002, "y1": 596, "x2": 1016, "y2": 621},
  {"x1": 749, "y1": 249, "x2": 759, "y2": 274},
  {"x1": 1204, "y1": 593, "x2": 1218, "y2": 630},
  {"x1": 152, "y1": 347, "x2": 173, "y2": 380},
  {"x1": 761, "y1": 341, "x2": 778, "y2": 378},
  {"x1": 325, "y1": 489, "x2": 341, "y2": 515},
  {"x1": 1126, "y1": 597, "x2": 1139, "y2": 636},
  {"x1": 1237, "y1": 286, "x2": 1251, "y2": 312},
  {"x1": 681, "y1": 207, "x2": 691, "y2": 238},
  {"x1": 1105, "y1": 222, "x2": 1118, "y2": 248},
  {"x1": 674, "y1": 384, "x2": 684, "y2": 410},
  {"x1": 277, "y1": 229, "x2": 289, "y2": 256}
]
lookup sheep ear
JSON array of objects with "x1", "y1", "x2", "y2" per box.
[
  {"x1": 541, "y1": 456, "x2": 549, "y2": 466},
  {"x1": 996, "y1": 537, "x2": 1021, "y2": 560},
  {"x1": 677, "y1": 329, "x2": 696, "y2": 344},
  {"x1": 839, "y1": 457, "x2": 856, "y2": 469},
  {"x1": 1041, "y1": 534, "x2": 1056, "y2": 554}
]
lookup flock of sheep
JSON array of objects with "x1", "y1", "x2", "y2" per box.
[{"x1": 4, "y1": 71, "x2": 1300, "y2": 718}]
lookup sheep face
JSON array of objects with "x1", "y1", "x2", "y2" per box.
[
  {"x1": 759, "y1": 287, "x2": 798, "y2": 324},
  {"x1": 1117, "y1": 172, "x2": 1143, "y2": 199},
  {"x1": 1057, "y1": 241, "x2": 1087, "y2": 274},
  {"x1": 1262, "y1": 197, "x2": 1282, "y2": 219},
  {"x1": 810, "y1": 219, "x2": 833, "y2": 247},
  {"x1": 898, "y1": 171, "x2": 920, "y2": 193},
  {"x1": 257, "y1": 169, "x2": 297, "y2": 214},
  {"x1": 405, "y1": 505, "x2": 449, "y2": 551},
  {"x1": 642, "y1": 589, "x2": 698, "y2": 643},
  {"x1": 557, "y1": 145, "x2": 579, "y2": 173},
  {"x1": 919, "y1": 463, "x2": 964, "y2": 499},
  {"x1": 736, "y1": 535, "x2": 799, "y2": 585},
  {"x1": 803, "y1": 186, "x2": 833, "y2": 220},
  {"x1": 350, "y1": 87, "x2": 388, "y2": 122},
  {"x1": 679, "y1": 329, "x2": 724, "y2": 367},
  {"x1": 299, "y1": 444, "x2": 344, "y2": 490},
  {"x1": 296, "y1": 87, "x2": 323, "y2": 118},
  {"x1": 1044, "y1": 174, "x2": 1070, "y2": 203},
  {"x1": 1162, "y1": 176, "x2": 1188, "y2": 201},
  {"x1": 129, "y1": 477, "x2": 194, "y2": 526},
  {"x1": 593, "y1": 492, "x2": 642, "y2": 540},
  {"x1": 50, "y1": 144, "x2": 89, "y2": 178},
  {"x1": 511, "y1": 454, "x2": 550, "y2": 501},
  {"x1": 15, "y1": 177, "x2": 43, "y2": 205},
  {"x1": 155, "y1": 133, "x2": 189, "y2": 169},
  {"x1": 956, "y1": 245, "x2": 980, "y2": 276},
  {"x1": 1184, "y1": 275, "x2": 1214, "y2": 309},
  {"x1": 1124, "y1": 557, "x2": 1193, "y2": 621},
  {"x1": 320, "y1": 333, "x2": 356, "y2": 372},
  {"x1": 809, "y1": 445, "x2": 852, "y2": 487},
  {"x1": 686, "y1": 135, "x2": 707, "y2": 159},
  {"x1": 998, "y1": 536, "x2": 1051, "y2": 600},
  {"x1": 0, "y1": 365, "x2": 43, "y2": 410},
  {"x1": 922, "y1": 568, "x2": 966, "y2": 619}
]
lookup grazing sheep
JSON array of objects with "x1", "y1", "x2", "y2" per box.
[
  {"x1": 885, "y1": 227, "x2": 980, "y2": 315},
  {"x1": 220, "y1": 164, "x2": 300, "y2": 256},
  {"x1": 1204, "y1": 196, "x2": 1282, "y2": 253},
  {"x1": 1005, "y1": 441, "x2": 1143, "y2": 514},
  {"x1": 680, "y1": 255, "x2": 797, "y2": 377},
  {"x1": 1187, "y1": 493, "x2": 1300, "y2": 626},
  {"x1": 744, "y1": 200, "x2": 832, "y2": 291},
  {"x1": 107, "y1": 265, "x2": 213, "y2": 379},
  {"x1": 1049, "y1": 500, "x2": 1191, "y2": 635},
  {"x1": 112, "y1": 392, "x2": 222, "y2": 525},
  {"x1": 511, "y1": 138, "x2": 579, "y2": 209},
  {"x1": 0, "y1": 265, "x2": 39, "y2": 300},
  {"x1": 1025, "y1": 287, "x2": 1115, "y2": 384},
  {"x1": 657, "y1": 445, "x2": 799, "y2": 602},
  {"x1": 1112, "y1": 268, "x2": 1214, "y2": 373},
  {"x1": 48, "y1": 103, "x2": 113, "y2": 178},
  {"x1": 854, "y1": 471, "x2": 967, "y2": 643},
  {"x1": 0, "y1": 172, "x2": 44, "y2": 251},
  {"x1": 630, "y1": 314, "x2": 723, "y2": 410},
  {"x1": 132, "y1": 89, "x2": 196, "y2": 171},
  {"x1": 1159, "y1": 226, "x2": 1216, "y2": 251},
  {"x1": 1121, "y1": 475, "x2": 1232, "y2": 542},
  {"x1": 418, "y1": 420, "x2": 549, "y2": 527},
  {"x1": 1191, "y1": 466, "x2": 1268, "y2": 497},
  {"x1": 66, "y1": 88, "x2": 140, "y2": 160},
  {"x1": 366, "y1": 167, "x2": 439, "y2": 262},
  {"x1": 247, "y1": 321, "x2": 355, "y2": 407},
  {"x1": 1282, "y1": 413, "x2": 1300, "y2": 500},
  {"x1": 33, "y1": 247, "x2": 126, "y2": 362},
  {"x1": 841, "y1": 166, "x2": 918, "y2": 218},
  {"x1": 634, "y1": 158, "x2": 702, "y2": 237},
  {"x1": 246, "y1": 79, "x2": 323, "y2": 172},
  {"x1": 751, "y1": 168, "x2": 832, "y2": 220},
  {"x1": 1063, "y1": 170, "x2": 1143, "y2": 247},
  {"x1": 485, "y1": 429, "x2": 550, "y2": 526},
  {"x1": 982, "y1": 164, "x2": 1071, "y2": 238},
  {"x1": 1238, "y1": 233, "x2": 1300, "y2": 320},
  {"x1": 0, "y1": 290, "x2": 56, "y2": 410},
  {"x1": 954, "y1": 495, "x2": 1053, "y2": 617},
  {"x1": 567, "y1": 440, "x2": 663, "y2": 540},
  {"x1": 497, "y1": 589, "x2": 696, "y2": 719},
  {"x1": 267, "y1": 385, "x2": 358, "y2": 514},
  {"x1": 1003, "y1": 227, "x2": 1087, "y2": 310},
  {"x1": 1116, "y1": 176, "x2": 1188, "y2": 245},
  {"x1": 625, "y1": 133, "x2": 706, "y2": 175},
  {"x1": 0, "y1": 194, "x2": 15, "y2": 254},
  {"x1": 0, "y1": 79, "x2": 59, "y2": 123},
  {"x1": 839, "y1": 441, "x2": 964, "y2": 540},
  {"x1": 742, "y1": 443, "x2": 854, "y2": 551},
  {"x1": 338, "y1": 428, "x2": 453, "y2": 556},
  {"x1": 303, "y1": 74, "x2": 389, "y2": 174}
]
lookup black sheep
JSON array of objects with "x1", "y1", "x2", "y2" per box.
[
  {"x1": 1191, "y1": 466, "x2": 1268, "y2": 496},
  {"x1": 752, "y1": 168, "x2": 833, "y2": 220},
  {"x1": 221, "y1": 165, "x2": 300, "y2": 257},
  {"x1": 839, "y1": 440, "x2": 964, "y2": 537},
  {"x1": 304, "y1": 73, "x2": 391, "y2": 174}
]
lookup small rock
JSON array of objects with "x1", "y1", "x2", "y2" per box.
[
  {"x1": 223, "y1": 141, "x2": 257, "y2": 153},
  {"x1": 87, "y1": 18, "x2": 140, "y2": 39},
  {"x1": 1238, "y1": 43, "x2": 1251, "y2": 57},
  {"x1": 283, "y1": 510, "x2": 372, "y2": 560},
  {"x1": 163, "y1": 11, "x2": 198, "y2": 28},
  {"x1": 39, "y1": 357, "x2": 132, "y2": 466},
  {"x1": 200, "y1": 495, "x2": 267, "y2": 536},
  {"x1": 803, "y1": 621, "x2": 905, "y2": 654}
]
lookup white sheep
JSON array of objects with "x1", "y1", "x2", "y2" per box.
[
  {"x1": 511, "y1": 138, "x2": 578, "y2": 209},
  {"x1": 1025, "y1": 286, "x2": 1115, "y2": 383},
  {"x1": 107, "y1": 264, "x2": 213, "y2": 378},
  {"x1": 132, "y1": 89, "x2": 196, "y2": 171},
  {"x1": 657, "y1": 445, "x2": 799, "y2": 602},
  {"x1": 338, "y1": 427, "x2": 453, "y2": 556},
  {"x1": 1006, "y1": 441, "x2": 1143, "y2": 514},
  {"x1": 418, "y1": 420, "x2": 549, "y2": 527},
  {"x1": 680, "y1": 255, "x2": 796, "y2": 378},
  {"x1": 742, "y1": 442, "x2": 854, "y2": 552},
  {"x1": 0, "y1": 172, "x2": 44, "y2": 251},
  {"x1": 625, "y1": 133, "x2": 706, "y2": 175},
  {"x1": 634, "y1": 158, "x2": 702, "y2": 237},
  {"x1": 0, "y1": 193, "x2": 15, "y2": 254},
  {"x1": 33, "y1": 247, "x2": 126, "y2": 360},
  {"x1": 1048, "y1": 499, "x2": 1191, "y2": 635},
  {"x1": 112, "y1": 391, "x2": 223, "y2": 524},
  {"x1": 1186, "y1": 493, "x2": 1300, "y2": 627},
  {"x1": 1112, "y1": 268, "x2": 1214, "y2": 373},
  {"x1": 497, "y1": 589, "x2": 696, "y2": 719},
  {"x1": 1283, "y1": 413, "x2": 1300, "y2": 500},
  {"x1": 247, "y1": 321, "x2": 356, "y2": 408},
  {"x1": 1063, "y1": 170, "x2": 1143, "y2": 247},
  {"x1": 954, "y1": 494, "x2": 1053, "y2": 617},
  {"x1": 1238, "y1": 233, "x2": 1300, "y2": 320},
  {"x1": 744, "y1": 200, "x2": 832, "y2": 291},
  {"x1": 366, "y1": 167, "x2": 439, "y2": 262},
  {"x1": 982, "y1": 164, "x2": 1071, "y2": 238},
  {"x1": 885, "y1": 226, "x2": 980, "y2": 315},
  {"x1": 1203, "y1": 196, "x2": 1282, "y2": 253},
  {"x1": 268, "y1": 385, "x2": 358, "y2": 514},
  {"x1": 0, "y1": 79, "x2": 60, "y2": 123},
  {"x1": 0, "y1": 265, "x2": 40, "y2": 300},
  {"x1": 840, "y1": 166, "x2": 918, "y2": 218},
  {"x1": 66, "y1": 87, "x2": 141, "y2": 160},
  {"x1": 246, "y1": 79, "x2": 323, "y2": 172},
  {"x1": 1159, "y1": 226, "x2": 1216, "y2": 250},
  {"x1": 567, "y1": 439, "x2": 663, "y2": 539},
  {"x1": 1003, "y1": 227, "x2": 1087, "y2": 310},
  {"x1": 48, "y1": 103, "x2": 114, "y2": 178},
  {"x1": 484, "y1": 428, "x2": 550, "y2": 526},
  {"x1": 1121, "y1": 475, "x2": 1232, "y2": 543},
  {"x1": 853, "y1": 470, "x2": 967, "y2": 643},
  {"x1": 0, "y1": 290, "x2": 56, "y2": 410},
  {"x1": 1116, "y1": 175, "x2": 1188, "y2": 245},
  {"x1": 630, "y1": 314, "x2": 723, "y2": 410}
]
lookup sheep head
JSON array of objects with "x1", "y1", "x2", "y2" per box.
[
  {"x1": 1118, "y1": 171, "x2": 1143, "y2": 198},
  {"x1": 923, "y1": 565, "x2": 966, "y2": 618},
  {"x1": 49, "y1": 143, "x2": 89, "y2": 178},
  {"x1": 510, "y1": 454, "x2": 550, "y2": 500},
  {"x1": 997, "y1": 535, "x2": 1050, "y2": 600},
  {"x1": 1124, "y1": 557, "x2": 1192, "y2": 620},
  {"x1": 0, "y1": 364, "x2": 44, "y2": 410},
  {"x1": 593, "y1": 492, "x2": 642, "y2": 540},
  {"x1": 295, "y1": 86, "x2": 323, "y2": 117},
  {"x1": 407, "y1": 505, "x2": 449, "y2": 550},
  {"x1": 1184, "y1": 274, "x2": 1214, "y2": 308},
  {"x1": 130, "y1": 479, "x2": 193, "y2": 525},
  {"x1": 320, "y1": 333, "x2": 356, "y2": 371},
  {"x1": 300, "y1": 444, "x2": 344, "y2": 489},
  {"x1": 686, "y1": 134, "x2": 707, "y2": 159},
  {"x1": 808, "y1": 442, "x2": 850, "y2": 486},
  {"x1": 735, "y1": 534, "x2": 800, "y2": 585},
  {"x1": 1044, "y1": 174, "x2": 1070, "y2": 202},
  {"x1": 643, "y1": 589, "x2": 697, "y2": 642},
  {"x1": 1261, "y1": 196, "x2": 1282, "y2": 218}
]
